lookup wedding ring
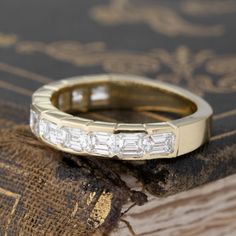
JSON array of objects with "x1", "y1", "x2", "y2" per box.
[{"x1": 30, "y1": 74, "x2": 213, "y2": 160}]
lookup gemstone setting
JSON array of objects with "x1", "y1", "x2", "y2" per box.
[
  {"x1": 48, "y1": 122, "x2": 66, "y2": 145},
  {"x1": 39, "y1": 119, "x2": 49, "y2": 139},
  {"x1": 63, "y1": 128, "x2": 87, "y2": 152},
  {"x1": 117, "y1": 133, "x2": 145, "y2": 158},
  {"x1": 88, "y1": 132, "x2": 116, "y2": 156},
  {"x1": 29, "y1": 110, "x2": 176, "y2": 159},
  {"x1": 30, "y1": 110, "x2": 39, "y2": 135},
  {"x1": 148, "y1": 132, "x2": 175, "y2": 155}
]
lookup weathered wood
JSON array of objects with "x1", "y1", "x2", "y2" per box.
[{"x1": 113, "y1": 173, "x2": 236, "y2": 236}]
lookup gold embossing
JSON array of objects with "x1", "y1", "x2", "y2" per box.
[
  {"x1": 0, "y1": 35, "x2": 236, "y2": 95},
  {"x1": 211, "y1": 129, "x2": 236, "y2": 141},
  {"x1": 181, "y1": 0, "x2": 236, "y2": 16},
  {"x1": 205, "y1": 56, "x2": 236, "y2": 92},
  {"x1": 0, "y1": 162, "x2": 21, "y2": 236},
  {"x1": 0, "y1": 80, "x2": 32, "y2": 96},
  {"x1": 0, "y1": 33, "x2": 18, "y2": 47},
  {"x1": 152, "y1": 46, "x2": 236, "y2": 95},
  {"x1": 15, "y1": 41, "x2": 159, "y2": 75},
  {"x1": 214, "y1": 109, "x2": 236, "y2": 121},
  {"x1": 71, "y1": 202, "x2": 79, "y2": 217},
  {"x1": 0, "y1": 62, "x2": 52, "y2": 83},
  {"x1": 88, "y1": 191, "x2": 113, "y2": 228},
  {"x1": 87, "y1": 192, "x2": 96, "y2": 206},
  {"x1": 90, "y1": 0, "x2": 224, "y2": 37}
]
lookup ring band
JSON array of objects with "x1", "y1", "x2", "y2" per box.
[{"x1": 30, "y1": 74, "x2": 213, "y2": 160}]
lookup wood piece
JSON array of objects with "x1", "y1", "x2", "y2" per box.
[{"x1": 113, "y1": 173, "x2": 236, "y2": 236}]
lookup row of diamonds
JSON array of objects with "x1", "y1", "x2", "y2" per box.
[{"x1": 30, "y1": 110, "x2": 175, "y2": 158}]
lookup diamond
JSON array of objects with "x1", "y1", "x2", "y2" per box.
[
  {"x1": 38, "y1": 119, "x2": 65, "y2": 145},
  {"x1": 148, "y1": 132, "x2": 175, "y2": 155},
  {"x1": 72, "y1": 89, "x2": 83, "y2": 103},
  {"x1": 63, "y1": 128, "x2": 87, "y2": 152},
  {"x1": 39, "y1": 119, "x2": 49, "y2": 139},
  {"x1": 47, "y1": 122, "x2": 66, "y2": 145},
  {"x1": 88, "y1": 132, "x2": 115, "y2": 157},
  {"x1": 30, "y1": 110, "x2": 39, "y2": 135},
  {"x1": 91, "y1": 86, "x2": 108, "y2": 101},
  {"x1": 117, "y1": 133, "x2": 145, "y2": 158}
]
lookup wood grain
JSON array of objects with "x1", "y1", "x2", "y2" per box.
[{"x1": 113, "y1": 173, "x2": 236, "y2": 236}]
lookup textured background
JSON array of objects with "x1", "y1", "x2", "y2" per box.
[{"x1": 0, "y1": 0, "x2": 236, "y2": 235}]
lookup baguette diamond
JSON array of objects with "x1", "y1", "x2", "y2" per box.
[
  {"x1": 117, "y1": 133, "x2": 145, "y2": 158},
  {"x1": 30, "y1": 110, "x2": 39, "y2": 135},
  {"x1": 148, "y1": 132, "x2": 175, "y2": 155},
  {"x1": 48, "y1": 122, "x2": 66, "y2": 145},
  {"x1": 88, "y1": 132, "x2": 116, "y2": 156},
  {"x1": 63, "y1": 128, "x2": 87, "y2": 152},
  {"x1": 39, "y1": 119, "x2": 49, "y2": 139},
  {"x1": 30, "y1": 110, "x2": 175, "y2": 158}
]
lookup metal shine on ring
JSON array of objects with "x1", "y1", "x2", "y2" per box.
[{"x1": 30, "y1": 74, "x2": 213, "y2": 160}]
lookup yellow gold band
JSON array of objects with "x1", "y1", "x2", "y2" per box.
[{"x1": 30, "y1": 74, "x2": 213, "y2": 160}]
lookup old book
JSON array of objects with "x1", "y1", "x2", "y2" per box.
[{"x1": 0, "y1": 0, "x2": 235, "y2": 235}]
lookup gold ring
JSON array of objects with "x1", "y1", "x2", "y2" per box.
[{"x1": 30, "y1": 74, "x2": 213, "y2": 160}]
